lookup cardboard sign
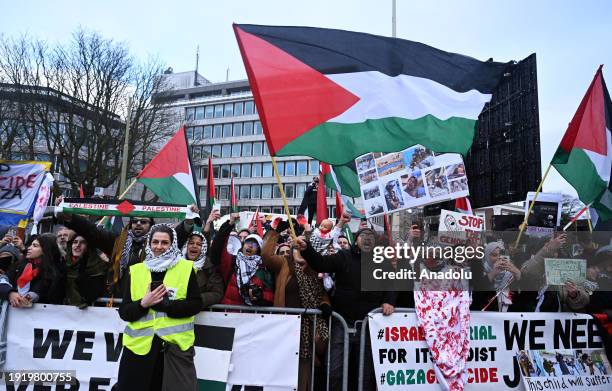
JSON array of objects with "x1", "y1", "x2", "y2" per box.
[{"x1": 545, "y1": 258, "x2": 587, "y2": 286}]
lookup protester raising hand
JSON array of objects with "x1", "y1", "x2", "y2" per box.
[{"x1": 229, "y1": 212, "x2": 240, "y2": 225}]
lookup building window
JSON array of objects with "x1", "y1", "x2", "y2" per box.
[
  {"x1": 297, "y1": 161, "x2": 308, "y2": 176},
  {"x1": 220, "y1": 165, "x2": 231, "y2": 179},
  {"x1": 224, "y1": 103, "x2": 234, "y2": 117},
  {"x1": 214, "y1": 104, "x2": 224, "y2": 118},
  {"x1": 242, "y1": 142, "x2": 252, "y2": 157},
  {"x1": 262, "y1": 207, "x2": 271, "y2": 213},
  {"x1": 231, "y1": 164, "x2": 240, "y2": 178},
  {"x1": 252, "y1": 142, "x2": 263, "y2": 156},
  {"x1": 276, "y1": 161, "x2": 284, "y2": 176},
  {"x1": 219, "y1": 186, "x2": 229, "y2": 200},
  {"x1": 231, "y1": 143, "x2": 241, "y2": 157},
  {"x1": 195, "y1": 106, "x2": 205, "y2": 120},
  {"x1": 222, "y1": 144, "x2": 232, "y2": 158},
  {"x1": 234, "y1": 101, "x2": 244, "y2": 116},
  {"x1": 285, "y1": 161, "x2": 296, "y2": 176},
  {"x1": 241, "y1": 163, "x2": 251, "y2": 177},
  {"x1": 261, "y1": 184, "x2": 272, "y2": 199},
  {"x1": 263, "y1": 142, "x2": 269, "y2": 156},
  {"x1": 193, "y1": 126, "x2": 203, "y2": 140},
  {"x1": 262, "y1": 162, "x2": 272, "y2": 177},
  {"x1": 273, "y1": 185, "x2": 281, "y2": 199},
  {"x1": 245, "y1": 100, "x2": 254, "y2": 115},
  {"x1": 213, "y1": 165, "x2": 220, "y2": 178},
  {"x1": 240, "y1": 185, "x2": 250, "y2": 199},
  {"x1": 202, "y1": 145, "x2": 211, "y2": 158},
  {"x1": 205, "y1": 105, "x2": 214, "y2": 119},
  {"x1": 200, "y1": 165, "x2": 208, "y2": 179},
  {"x1": 296, "y1": 183, "x2": 306, "y2": 199},
  {"x1": 199, "y1": 186, "x2": 206, "y2": 200},
  {"x1": 326, "y1": 187, "x2": 334, "y2": 198},
  {"x1": 213, "y1": 124, "x2": 222, "y2": 138},
  {"x1": 252, "y1": 163, "x2": 262, "y2": 177},
  {"x1": 273, "y1": 207, "x2": 283, "y2": 214},
  {"x1": 186, "y1": 107, "x2": 195, "y2": 121},
  {"x1": 285, "y1": 183, "x2": 295, "y2": 198},
  {"x1": 203, "y1": 125, "x2": 212, "y2": 139},
  {"x1": 233, "y1": 123, "x2": 243, "y2": 137},
  {"x1": 254, "y1": 121, "x2": 263, "y2": 135},
  {"x1": 309, "y1": 160, "x2": 319, "y2": 175},
  {"x1": 223, "y1": 124, "x2": 232, "y2": 138},
  {"x1": 212, "y1": 145, "x2": 221, "y2": 158},
  {"x1": 251, "y1": 184, "x2": 261, "y2": 199},
  {"x1": 191, "y1": 146, "x2": 201, "y2": 160},
  {"x1": 243, "y1": 121, "x2": 253, "y2": 136},
  {"x1": 186, "y1": 127, "x2": 194, "y2": 140}
]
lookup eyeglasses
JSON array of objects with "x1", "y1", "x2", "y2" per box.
[{"x1": 131, "y1": 219, "x2": 151, "y2": 225}]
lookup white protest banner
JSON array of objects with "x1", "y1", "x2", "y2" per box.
[
  {"x1": 5, "y1": 304, "x2": 300, "y2": 390},
  {"x1": 525, "y1": 192, "x2": 563, "y2": 237},
  {"x1": 57, "y1": 198, "x2": 190, "y2": 219},
  {"x1": 0, "y1": 161, "x2": 52, "y2": 226},
  {"x1": 369, "y1": 312, "x2": 610, "y2": 390},
  {"x1": 517, "y1": 349, "x2": 612, "y2": 391},
  {"x1": 356, "y1": 146, "x2": 469, "y2": 218},
  {"x1": 438, "y1": 209, "x2": 485, "y2": 246}
]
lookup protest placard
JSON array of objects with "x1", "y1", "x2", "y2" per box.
[
  {"x1": 545, "y1": 258, "x2": 587, "y2": 286},
  {"x1": 356, "y1": 145, "x2": 470, "y2": 218}
]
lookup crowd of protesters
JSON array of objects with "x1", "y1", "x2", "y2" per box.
[{"x1": 0, "y1": 193, "x2": 611, "y2": 391}]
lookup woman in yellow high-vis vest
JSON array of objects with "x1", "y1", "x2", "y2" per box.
[{"x1": 118, "y1": 224, "x2": 202, "y2": 391}]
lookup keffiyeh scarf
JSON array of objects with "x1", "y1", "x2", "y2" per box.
[
  {"x1": 182, "y1": 232, "x2": 208, "y2": 271},
  {"x1": 119, "y1": 230, "x2": 147, "y2": 276},
  {"x1": 235, "y1": 251, "x2": 262, "y2": 305},
  {"x1": 310, "y1": 231, "x2": 333, "y2": 255},
  {"x1": 143, "y1": 224, "x2": 182, "y2": 272}
]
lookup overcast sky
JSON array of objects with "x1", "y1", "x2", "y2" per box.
[{"x1": 3, "y1": 0, "x2": 611, "y2": 197}]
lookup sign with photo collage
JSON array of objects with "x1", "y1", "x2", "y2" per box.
[{"x1": 356, "y1": 145, "x2": 470, "y2": 218}]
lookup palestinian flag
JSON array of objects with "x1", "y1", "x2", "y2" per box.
[
  {"x1": 321, "y1": 163, "x2": 364, "y2": 217},
  {"x1": 455, "y1": 197, "x2": 473, "y2": 215},
  {"x1": 202, "y1": 156, "x2": 217, "y2": 222},
  {"x1": 234, "y1": 24, "x2": 510, "y2": 165},
  {"x1": 58, "y1": 198, "x2": 189, "y2": 219},
  {"x1": 230, "y1": 174, "x2": 238, "y2": 213},
  {"x1": 552, "y1": 66, "x2": 612, "y2": 221},
  {"x1": 137, "y1": 127, "x2": 198, "y2": 205},
  {"x1": 316, "y1": 169, "x2": 328, "y2": 225},
  {"x1": 194, "y1": 324, "x2": 235, "y2": 391}
]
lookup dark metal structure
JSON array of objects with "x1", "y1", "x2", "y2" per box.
[{"x1": 465, "y1": 53, "x2": 541, "y2": 208}]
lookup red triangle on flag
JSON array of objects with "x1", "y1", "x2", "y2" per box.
[
  {"x1": 138, "y1": 127, "x2": 191, "y2": 179},
  {"x1": 234, "y1": 25, "x2": 360, "y2": 155}
]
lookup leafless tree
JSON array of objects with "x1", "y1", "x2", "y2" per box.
[{"x1": 0, "y1": 28, "x2": 173, "y2": 199}]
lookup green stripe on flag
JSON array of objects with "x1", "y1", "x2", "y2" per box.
[
  {"x1": 552, "y1": 147, "x2": 608, "y2": 205},
  {"x1": 138, "y1": 177, "x2": 196, "y2": 205},
  {"x1": 277, "y1": 115, "x2": 476, "y2": 165},
  {"x1": 197, "y1": 379, "x2": 226, "y2": 391}
]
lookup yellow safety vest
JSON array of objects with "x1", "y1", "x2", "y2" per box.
[{"x1": 122, "y1": 259, "x2": 195, "y2": 355}]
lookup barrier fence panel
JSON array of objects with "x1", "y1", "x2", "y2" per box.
[
  {"x1": 0, "y1": 300, "x2": 8, "y2": 367},
  {"x1": 208, "y1": 304, "x2": 350, "y2": 391}
]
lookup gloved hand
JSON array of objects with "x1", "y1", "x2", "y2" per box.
[{"x1": 276, "y1": 220, "x2": 290, "y2": 234}]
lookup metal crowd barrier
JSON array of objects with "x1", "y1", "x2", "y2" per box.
[
  {"x1": 93, "y1": 299, "x2": 351, "y2": 391},
  {"x1": 357, "y1": 307, "x2": 416, "y2": 391},
  {"x1": 0, "y1": 300, "x2": 8, "y2": 367},
  {"x1": 208, "y1": 304, "x2": 350, "y2": 391}
]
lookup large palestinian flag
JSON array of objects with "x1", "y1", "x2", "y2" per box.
[
  {"x1": 137, "y1": 126, "x2": 199, "y2": 206},
  {"x1": 234, "y1": 24, "x2": 511, "y2": 165},
  {"x1": 552, "y1": 66, "x2": 612, "y2": 221}
]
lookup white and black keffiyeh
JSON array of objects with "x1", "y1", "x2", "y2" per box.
[
  {"x1": 310, "y1": 233, "x2": 333, "y2": 255},
  {"x1": 182, "y1": 231, "x2": 208, "y2": 270},
  {"x1": 144, "y1": 224, "x2": 182, "y2": 272},
  {"x1": 119, "y1": 230, "x2": 147, "y2": 276},
  {"x1": 235, "y1": 251, "x2": 262, "y2": 305}
]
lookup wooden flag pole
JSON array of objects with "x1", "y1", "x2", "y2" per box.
[
  {"x1": 97, "y1": 179, "x2": 137, "y2": 226},
  {"x1": 514, "y1": 163, "x2": 552, "y2": 248},
  {"x1": 586, "y1": 207, "x2": 594, "y2": 233},
  {"x1": 271, "y1": 156, "x2": 297, "y2": 239}
]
